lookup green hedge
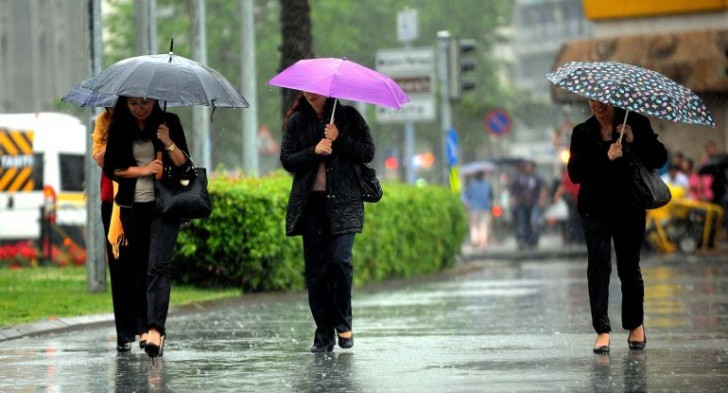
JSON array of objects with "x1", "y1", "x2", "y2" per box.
[{"x1": 172, "y1": 171, "x2": 467, "y2": 292}]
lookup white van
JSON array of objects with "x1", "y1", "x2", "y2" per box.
[{"x1": 0, "y1": 112, "x2": 86, "y2": 243}]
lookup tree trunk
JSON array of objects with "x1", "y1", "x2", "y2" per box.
[{"x1": 279, "y1": 0, "x2": 314, "y2": 118}]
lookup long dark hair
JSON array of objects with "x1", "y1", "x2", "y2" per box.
[
  {"x1": 108, "y1": 96, "x2": 165, "y2": 146},
  {"x1": 281, "y1": 93, "x2": 336, "y2": 130}
]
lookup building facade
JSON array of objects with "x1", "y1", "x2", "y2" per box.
[
  {"x1": 0, "y1": 0, "x2": 88, "y2": 114},
  {"x1": 511, "y1": 0, "x2": 594, "y2": 101}
]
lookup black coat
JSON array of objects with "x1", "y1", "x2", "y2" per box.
[
  {"x1": 568, "y1": 108, "x2": 667, "y2": 216},
  {"x1": 103, "y1": 112, "x2": 189, "y2": 208},
  {"x1": 280, "y1": 104, "x2": 375, "y2": 236}
]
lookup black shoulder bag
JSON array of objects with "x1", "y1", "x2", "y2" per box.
[
  {"x1": 353, "y1": 162, "x2": 383, "y2": 203},
  {"x1": 155, "y1": 151, "x2": 213, "y2": 219},
  {"x1": 628, "y1": 153, "x2": 671, "y2": 210}
]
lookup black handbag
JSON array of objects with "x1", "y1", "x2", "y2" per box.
[
  {"x1": 629, "y1": 157, "x2": 671, "y2": 210},
  {"x1": 353, "y1": 162, "x2": 383, "y2": 203},
  {"x1": 155, "y1": 154, "x2": 212, "y2": 219}
]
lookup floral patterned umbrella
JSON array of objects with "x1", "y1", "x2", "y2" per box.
[{"x1": 545, "y1": 61, "x2": 716, "y2": 128}]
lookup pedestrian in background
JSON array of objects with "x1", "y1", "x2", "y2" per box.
[
  {"x1": 103, "y1": 96, "x2": 190, "y2": 358},
  {"x1": 568, "y1": 99, "x2": 667, "y2": 354},
  {"x1": 660, "y1": 163, "x2": 689, "y2": 193},
  {"x1": 91, "y1": 108, "x2": 142, "y2": 352},
  {"x1": 683, "y1": 158, "x2": 712, "y2": 201},
  {"x1": 698, "y1": 140, "x2": 728, "y2": 234},
  {"x1": 552, "y1": 168, "x2": 583, "y2": 245},
  {"x1": 462, "y1": 170, "x2": 493, "y2": 248},
  {"x1": 508, "y1": 160, "x2": 546, "y2": 249},
  {"x1": 280, "y1": 91, "x2": 375, "y2": 353}
]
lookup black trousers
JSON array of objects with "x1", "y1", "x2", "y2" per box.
[
  {"x1": 101, "y1": 201, "x2": 136, "y2": 344},
  {"x1": 121, "y1": 202, "x2": 180, "y2": 337},
  {"x1": 301, "y1": 192, "x2": 355, "y2": 347},
  {"x1": 581, "y1": 208, "x2": 646, "y2": 333}
]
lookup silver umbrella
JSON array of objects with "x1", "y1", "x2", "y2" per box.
[
  {"x1": 61, "y1": 85, "x2": 184, "y2": 108},
  {"x1": 77, "y1": 51, "x2": 248, "y2": 109}
]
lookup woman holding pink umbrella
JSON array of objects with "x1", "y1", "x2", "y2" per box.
[{"x1": 280, "y1": 91, "x2": 374, "y2": 353}]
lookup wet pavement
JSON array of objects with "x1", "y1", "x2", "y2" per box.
[{"x1": 1, "y1": 236, "x2": 727, "y2": 392}]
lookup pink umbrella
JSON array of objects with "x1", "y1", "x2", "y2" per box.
[{"x1": 268, "y1": 57, "x2": 409, "y2": 122}]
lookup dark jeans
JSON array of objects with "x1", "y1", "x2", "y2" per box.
[
  {"x1": 513, "y1": 204, "x2": 540, "y2": 247},
  {"x1": 121, "y1": 202, "x2": 180, "y2": 336},
  {"x1": 102, "y1": 201, "x2": 136, "y2": 344},
  {"x1": 301, "y1": 192, "x2": 355, "y2": 347},
  {"x1": 581, "y1": 208, "x2": 646, "y2": 333}
]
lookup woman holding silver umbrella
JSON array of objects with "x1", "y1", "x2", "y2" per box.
[
  {"x1": 103, "y1": 96, "x2": 190, "y2": 358},
  {"x1": 568, "y1": 99, "x2": 667, "y2": 354}
]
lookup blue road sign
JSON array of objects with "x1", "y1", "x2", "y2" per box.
[{"x1": 446, "y1": 128, "x2": 459, "y2": 166}]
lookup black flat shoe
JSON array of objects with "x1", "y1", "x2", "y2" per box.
[
  {"x1": 593, "y1": 340, "x2": 610, "y2": 355},
  {"x1": 338, "y1": 333, "x2": 354, "y2": 349},
  {"x1": 310, "y1": 343, "x2": 334, "y2": 353},
  {"x1": 139, "y1": 340, "x2": 147, "y2": 349},
  {"x1": 628, "y1": 328, "x2": 647, "y2": 350},
  {"x1": 116, "y1": 342, "x2": 132, "y2": 352}
]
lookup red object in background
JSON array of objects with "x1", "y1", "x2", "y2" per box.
[
  {"x1": 491, "y1": 204, "x2": 503, "y2": 218},
  {"x1": 384, "y1": 156, "x2": 399, "y2": 170},
  {"x1": 42, "y1": 185, "x2": 57, "y2": 223}
]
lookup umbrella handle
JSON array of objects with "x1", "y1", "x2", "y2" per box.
[
  {"x1": 155, "y1": 151, "x2": 163, "y2": 180},
  {"x1": 329, "y1": 99, "x2": 338, "y2": 125},
  {"x1": 618, "y1": 111, "x2": 629, "y2": 143}
]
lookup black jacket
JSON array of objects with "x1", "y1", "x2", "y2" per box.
[
  {"x1": 280, "y1": 104, "x2": 375, "y2": 236},
  {"x1": 104, "y1": 113, "x2": 189, "y2": 208},
  {"x1": 568, "y1": 108, "x2": 667, "y2": 216}
]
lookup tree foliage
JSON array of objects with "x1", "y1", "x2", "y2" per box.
[{"x1": 101, "y1": 0, "x2": 512, "y2": 176}]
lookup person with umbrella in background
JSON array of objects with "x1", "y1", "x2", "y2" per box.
[
  {"x1": 103, "y1": 96, "x2": 190, "y2": 358},
  {"x1": 568, "y1": 99, "x2": 667, "y2": 354},
  {"x1": 462, "y1": 170, "x2": 494, "y2": 248},
  {"x1": 280, "y1": 91, "x2": 375, "y2": 353}
]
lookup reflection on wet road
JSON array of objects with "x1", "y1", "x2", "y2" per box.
[{"x1": 1, "y1": 257, "x2": 726, "y2": 392}]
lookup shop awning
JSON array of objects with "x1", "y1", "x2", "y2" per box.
[{"x1": 550, "y1": 29, "x2": 728, "y2": 103}]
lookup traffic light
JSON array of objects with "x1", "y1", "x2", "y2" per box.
[{"x1": 448, "y1": 38, "x2": 476, "y2": 99}]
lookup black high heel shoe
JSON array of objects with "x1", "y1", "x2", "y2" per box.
[
  {"x1": 628, "y1": 326, "x2": 647, "y2": 350},
  {"x1": 145, "y1": 335, "x2": 165, "y2": 358}
]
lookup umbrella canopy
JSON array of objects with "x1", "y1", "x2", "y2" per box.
[
  {"x1": 460, "y1": 161, "x2": 496, "y2": 176},
  {"x1": 545, "y1": 61, "x2": 716, "y2": 127},
  {"x1": 78, "y1": 52, "x2": 248, "y2": 108},
  {"x1": 268, "y1": 57, "x2": 409, "y2": 110},
  {"x1": 61, "y1": 85, "x2": 184, "y2": 108}
]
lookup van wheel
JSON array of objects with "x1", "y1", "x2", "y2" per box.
[{"x1": 678, "y1": 236, "x2": 698, "y2": 254}]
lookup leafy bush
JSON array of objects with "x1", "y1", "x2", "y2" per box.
[{"x1": 173, "y1": 171, "x2": 467, "y2": 293}]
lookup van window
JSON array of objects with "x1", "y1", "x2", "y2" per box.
[
  {"x1": 59, "y1": 154, "x2": 84, "y2": 192},
  {"x1": 32, "y1": 153, "x2": 43, "y2": 191}
]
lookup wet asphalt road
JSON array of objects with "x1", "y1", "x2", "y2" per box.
[{"x1": 0, "y1": 252, "x2": 727, "y2": 392}]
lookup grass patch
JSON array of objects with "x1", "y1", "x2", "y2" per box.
[{"x1": 0, "y1": 266, "x2": 240, "y2": 329}]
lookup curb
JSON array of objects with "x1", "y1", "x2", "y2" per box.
[{"x1": 0, "y1": 313, "x2": 115, "y2": 342}]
